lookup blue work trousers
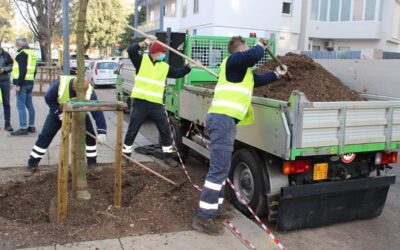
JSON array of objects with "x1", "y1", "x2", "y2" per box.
[
  {"x1": 28, "y1": 112, "x2": 97, "y2": 168},
  {"x1": 0, "y1": 80, "x2": 11, "y2": 125},
  {"x1": 197, "y1": 113, "x2": 237, "y2": 218},
  {"x1": 16, "y1": 81, "x2": 35, "y2": 128}
]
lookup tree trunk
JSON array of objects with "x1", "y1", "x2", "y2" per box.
[
  {"x1": 75, "y1": 0, "x2": 90, "y2": 201},
  {"x1": 38, "y1": 39, "x2": 51, "y2": 64}
]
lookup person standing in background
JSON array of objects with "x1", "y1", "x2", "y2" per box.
[
  {"x1": 11, "y1": 37, "x2": 37, "y2": 136},
  {"x1": 0, "y1": 44, "x2": 14, "y2": 131}
]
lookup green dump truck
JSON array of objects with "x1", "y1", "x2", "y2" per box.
[{"x1": 117, "y1": 33, "x2": 398, "y2": 231}]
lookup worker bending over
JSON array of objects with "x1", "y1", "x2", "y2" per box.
[
  {"x1": 192, "y1": 36, "x2": 288, "y2": 235},
  {"x1": 25, "y1": 76, "x2": 107, "y2": 176},
  {"x1": 122, "y1": 36, "x2": 194, "y2": 167}
]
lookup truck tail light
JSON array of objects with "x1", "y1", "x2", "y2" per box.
[
  {"x1": 283, "y1": 160, "x2": 311, "y2": 175},
  {"x1": 375, "y1": 152, "x2": 398, "y2": 165}
]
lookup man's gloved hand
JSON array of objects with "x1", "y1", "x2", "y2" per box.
[
  {"x1": 256, "y1": 38, "x2": 269, "y2": 49},
  {"x1": 58, "y1": 113, "x2": 63, "y2": 121},
  {"x1": 189, "y1": 59, "x2": 202, "y2": 68},
  {"x1": 274, "y1": 65, "x2": 288, "y2": 78},
  {"x1": 97, "y1": 134, "x2": 107, "y2": 145}
]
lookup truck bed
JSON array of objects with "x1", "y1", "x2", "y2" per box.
[{"x1": 178, "y1": 85, "x2": 400, "y2": 160}]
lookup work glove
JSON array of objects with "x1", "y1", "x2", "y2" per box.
[
  {"x1": 96, "y1": 134, "x2": 107, "y2": 145},
  {"x1": 189, "y1": 59, "x2": 202, "y2": 68},
  {"x1": 58, "y1": 113, "x2": 63, "y2": 121},
  {"x1": 256, "y1": 38, "x2": 269, "y2": 49},
  {"x1": 144, "y1": 35, "x2": 158, "y2": 46},
  {"x1": 274, "y1": 65, "x2": 288, "y2": 78}
]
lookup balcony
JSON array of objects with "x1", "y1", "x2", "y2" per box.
[
  {"x1": 138, "y1": 19, "x2": 161, "y2": 33},
  {"x1": 308, "y1": 21, "x2": 382, "y2": 39}
]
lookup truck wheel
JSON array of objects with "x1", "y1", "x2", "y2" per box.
[
  {"x1": 228, "y1": 148, "x2": 267, "y2": 217},
  {"x1": 169, "y1": 116, "x2": 189, "y2": 160}
]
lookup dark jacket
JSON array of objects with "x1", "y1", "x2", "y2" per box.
[
  {"x1": 226, "y1": 44, "x2": 278, "y2": 87},
  {"x1": 127, "y1": 43, "x2": 191, "y2": 78},
  {"x1": 0, "y1": 48, "x2": 13, "y2": 82},
  {"x1": 45, "y1": 78, "x2": 107, "y2": 134}
]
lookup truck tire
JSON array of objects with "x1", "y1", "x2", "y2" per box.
[
  {"x1": 228, "y1": 148, "x2": 267, "y2": 217},
  {"x1": 169, "y1": 116, "x2": 189, "y2": 161}
]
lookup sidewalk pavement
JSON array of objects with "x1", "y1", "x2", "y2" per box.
[{"x1": 0, "y1": 82, "x2": 279, "y2": 250}]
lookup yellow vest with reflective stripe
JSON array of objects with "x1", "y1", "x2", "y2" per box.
[
  {"x1": 12, "y1": 49, "x2": 37, "y2": 80},
  {"x1": 131, "y1": 55, "x2": 169, "y2": 104},
  {"x1": 58, "y1": 75, "x2": 93, "y2": 104},
  {"x1": 208, "y1": 58, "x2": 255, "y2": 126}
]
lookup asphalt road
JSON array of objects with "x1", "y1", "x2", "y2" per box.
[{"x1": 96, "y1": 86, "x2": 400, "y2": 250}]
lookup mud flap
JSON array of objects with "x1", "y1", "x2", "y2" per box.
[{"x1": 277, "y1": 176, "x2": 396, "y2": 231}]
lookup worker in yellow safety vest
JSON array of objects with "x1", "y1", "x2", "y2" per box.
[
  {"x1": 122, "y1": 36, "x2": 195, "y2": 167},
  {"x1": 192, "y1": 36, "x2": 289, "y2": 236},
  {"x1": 25, "y1": 75, "x2": 107, "y2": 176},
  {"x1": 11, "y1": 37, "x2": 37, "y2": 136}
]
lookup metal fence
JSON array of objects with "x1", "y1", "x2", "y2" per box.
[
  {"x1": 301, "y1": 51, "x2": 361, "y2": 59},
  {"x1": 188, "y1": 36, "x2": 274, "y2": 68}
]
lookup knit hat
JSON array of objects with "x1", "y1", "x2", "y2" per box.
[{"x1": 150, "y1": 42, "x2": 166, "y2": 54}]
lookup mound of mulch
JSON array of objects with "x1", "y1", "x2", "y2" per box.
[
  {"x1": 253, "y1": 53, "x2": 364, "y2": 102},
  {"x1": 0, "y1": 164, "x2": 211, "y2": 249}
]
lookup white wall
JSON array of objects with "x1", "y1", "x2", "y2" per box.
[{"x1": 317, "y1": 59, "x2": 400, "y2": 99}]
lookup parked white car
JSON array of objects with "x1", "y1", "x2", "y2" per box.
[{"x1": 86, "y1": 60, "x2": 119, "y2": 88}]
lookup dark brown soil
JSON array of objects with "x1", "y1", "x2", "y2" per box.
[
  {"x1": 253, "y1": 53, "x2": 363, "y2": 102},
  {"x1": 0, "y1": 163, "x2": 213, "y2": 249},
  {"x1": 201, "y1": 53, "x2": 363, "y2": 102}
]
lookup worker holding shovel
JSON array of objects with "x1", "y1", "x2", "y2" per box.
[
  {"x1": 192, "y1": 36, "x2": 289, "y2": 236},
  {"x1": 122, "y1": 36, "x2": 195, "y2": 168}
]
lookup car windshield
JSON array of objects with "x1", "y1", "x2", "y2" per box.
[{"x1": 97, "y1": 62, "x2": 119, "y2": 70}]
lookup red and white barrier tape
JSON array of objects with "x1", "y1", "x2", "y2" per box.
[
  {"x1": 225, "y1": 220, "x2": 257, "y2": 250},
  {"x1": 163, "y1": 110, "x2": 286, "y2": 250},
  {"x1": 192, "y1": 123, "x2": 287, "y2": 250},
  {"x1": 164, "y1": 110, "x2": 202, "y2": 192}
]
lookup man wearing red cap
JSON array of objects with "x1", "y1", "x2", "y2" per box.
[{"x1": 122, "y1": 36, "x2": 193, "y2": 167}]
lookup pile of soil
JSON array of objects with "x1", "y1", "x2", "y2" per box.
[
  {"x1": 253, "y1": 53, "x2": 364, "y2": 102},
  {"x1": 0, "y1": 163, "x2": 212, "y2": 249}
]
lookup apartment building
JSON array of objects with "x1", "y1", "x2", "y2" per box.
[
  {"x1": 134, "y1": 0, "x2": 400, "y2": 55},
  {"x1": 304, "y1": 0, "x2": 400, "y2": 55}
]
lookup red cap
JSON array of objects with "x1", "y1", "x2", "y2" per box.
[{"x1": 150, "y1": 42, "x2": 166, "y2": 54}]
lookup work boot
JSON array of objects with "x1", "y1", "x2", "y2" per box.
[
  {"x1": 4, "y1": 122, "x2": 13, "y2": 132},
  {"x1": 192, "y1": 215, "x2": 224, "y2": 236},
  {"x1": 163, "y1": 153, "x2": 179, "y2": 167},
  {"x1": 11, "y1": 128, "x2": 28, "y2": 136},
  {"x1": 27, "y1": 126, "x2": 36, "y2": 133},
  {"x1": 214, "y1": 210, "x2": 233, "y2": 222},
  {"x1": 23, "y1": 167, "x2": 38, "y2": 177}
]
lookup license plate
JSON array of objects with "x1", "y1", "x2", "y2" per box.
[{"x1": 313, "y1": 163, "x2": 328, "y2": 180}]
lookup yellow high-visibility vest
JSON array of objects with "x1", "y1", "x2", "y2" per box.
[
  {"x1": 208, "y1": 57, "x2": 255, "y2": 126},
  {"x1": 58, "y1": 75, "x2": 93, "y2": 104},
  {"x1": 131, "y1": 56, "x2": 169, "y2": 104},
  {"x1": 12, "y1": 49, "x2": 37, "y2": 81}
]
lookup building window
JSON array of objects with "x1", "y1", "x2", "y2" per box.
[
  {"x1": 319, "y1": 0, "x2": 328, "y2": 21},
  {"x1": 193, "y1": 0, "x2": 199, "y2": 14},
  {"x1": 282, "y1": 0, "x2": 292, "y2": 15},
  {"x1": 341, "y1": 0, "x2": 351, "y2": 21},
  {"x1": 330, "y1": 0, "x2": 340, "y2": 21},
  {"x1": 353, "y1": 0, "x2": 364, "y2": 21},
  {"x1": 379, "y1": 0, "x2": 383, "y2": 20},
  {"x1": 311, "y1": 0, "x2": 319, "y2": 20},
  {"x1": 312, "y1": 45, "x2": 321, "y2": 51},
  {"x1": 182, "y1": 0, "x2": 187, "y2": 17},
  {"x1": 364, "y1": 0, "x2": 376, "y2": 21}
]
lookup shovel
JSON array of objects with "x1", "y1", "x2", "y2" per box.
[{"x1": 264, "y1": 45, "x2": 293, "y2": 80}]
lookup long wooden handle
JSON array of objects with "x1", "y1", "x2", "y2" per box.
[
  {"x1": 126, "y1": 24, "x2": 219, "y2": 78},
  {"x1": 86, "y1": 132, "x2": 179, "y2": 186},
  {"x1": 264, "y1": 46, "x2": 293, "y2": 79}
]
